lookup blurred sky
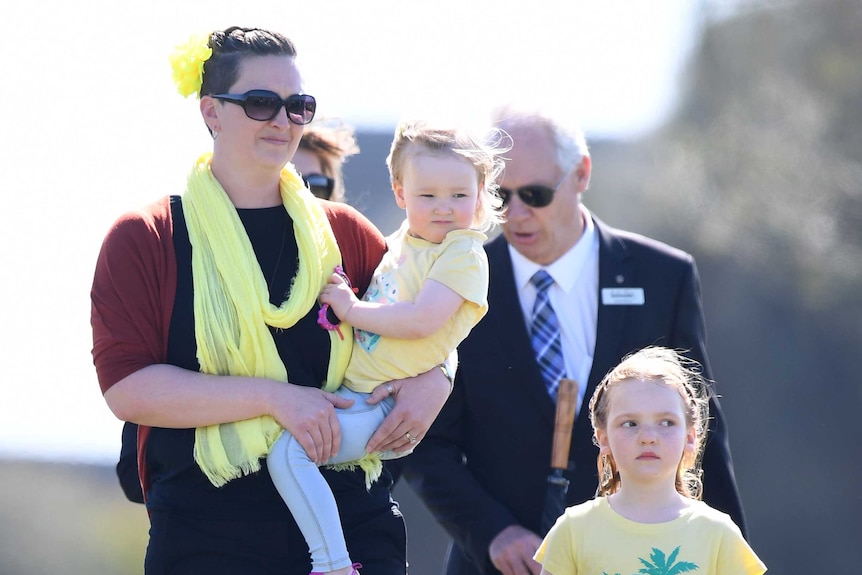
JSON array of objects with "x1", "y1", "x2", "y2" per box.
[{"x1": 0, "y1": 0, "x2": 699, "y2": 464}]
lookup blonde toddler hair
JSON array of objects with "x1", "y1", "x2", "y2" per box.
[{"x1": 386, "y1": 120, "x2": 511, "y2": 232}]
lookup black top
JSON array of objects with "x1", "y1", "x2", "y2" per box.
[{"x1": 144, "y1": 200, "x2": 380, "y2": 518}]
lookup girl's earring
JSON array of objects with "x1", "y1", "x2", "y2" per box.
[{"x1": 599, "y1": 453, "x2": 614, "y2": 494}]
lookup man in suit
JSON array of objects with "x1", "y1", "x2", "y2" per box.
[{"x1": 401, "y1": 107, "x2": 746, "y2": 575}]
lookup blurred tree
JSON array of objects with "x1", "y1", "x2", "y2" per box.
[
  {"x1": 586, "y1": 1, "x2": 862, "y2": 573},
  {"x1": 640, "y1": 0, "x2": 862, "y2": 330}
]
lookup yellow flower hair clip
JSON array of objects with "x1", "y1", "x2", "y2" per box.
[{"x1": 169, "y1": 33, "x2": 213, "y2": 98}]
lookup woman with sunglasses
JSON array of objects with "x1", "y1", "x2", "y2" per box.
[
  {"x1": 112, "y1": 123, "x2": 358, "y2": 506},
  {"x1": 90, "y1": 26, "x2": 450, "y2": 575},
  {"x1": 293, "y1": 118, "x2": 359, "y2": 202}
]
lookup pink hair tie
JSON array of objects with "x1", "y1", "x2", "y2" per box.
[{"x1": 317, "y1": 265, "x2": 353, "y2": 340}]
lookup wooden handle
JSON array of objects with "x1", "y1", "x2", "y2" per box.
[{"x1": 550, "y1": 378, "x2": 579, "y2": 470}]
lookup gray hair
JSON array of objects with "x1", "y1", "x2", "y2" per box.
[{"x1": 491, "y1": 105, "x2": 589, "y2": 174}]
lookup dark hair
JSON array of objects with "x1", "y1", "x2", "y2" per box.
[
  {"x1": 200, "y1": 26, "x2": 297, "y2": 97},
  {"x1": 297, "y1": 120, "x2": 360, "y2": 203}
]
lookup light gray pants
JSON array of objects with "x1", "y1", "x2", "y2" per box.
[{"x1": 267, "y1": 386, "x2": 406, "y2": 572}]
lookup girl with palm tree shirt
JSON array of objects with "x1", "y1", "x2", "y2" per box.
[{"x1": 534, "y1": 347, "x2": 765, "y2": 575}]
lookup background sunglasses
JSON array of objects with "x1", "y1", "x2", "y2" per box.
[
  {"x1": 213, "y1": 90, "x2": 316, "y2": 124},
  {"x1": 497, "y1": 185, "x2": 558, "y2": 208},
  {"x1": 302, "y1": 173, "x2": 336, "y2": 200},
  {"x1": 497, "y1": 170, "x2": 571, "y2": 208}
]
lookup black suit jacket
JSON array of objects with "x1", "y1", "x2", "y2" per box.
[{"x1": 402, "y1": 216, "x2": 745, "y2": 575}]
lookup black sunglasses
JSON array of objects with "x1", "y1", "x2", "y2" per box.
[
  {"x1": 497, "y1": 170, "x2": 570, "y2": 208},
  {"x1": 302, "y1": 173, "x2": 336, "y2": 200},
  {"x1": 213, "y1": 90, "x2": 316, "y2": 124}
]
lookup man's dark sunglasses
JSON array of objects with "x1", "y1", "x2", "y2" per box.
[
  {"x1": 303, "y1": 173, "x2": 336, "y2": 200},
  {"x1": 213, "y1": 90, "x2": 316, "y2": 124},
  {"x1": 497, "y1": 170, "x2": 570, "y2": 208}
]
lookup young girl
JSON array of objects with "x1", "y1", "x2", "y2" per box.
[
  {"x1": 267, "y1": 120, "x2": 510, "y2": 575},
  {"x1": 534, "y1": 347, "x2": 766, "y2": 575}
]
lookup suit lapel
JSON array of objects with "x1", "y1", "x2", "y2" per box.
[
  {"x1": 484, "y1": 219, "x2": 636, "y2": 427},
  {"x1": 485, "y1": 236, "x2": 557, "y2": 422},
  {"x1": 591, "y1": 219, "x2": 632, "y2": 383},
  {"x1": 574, "y1": 218, "x2": 633, "y2": 436}
]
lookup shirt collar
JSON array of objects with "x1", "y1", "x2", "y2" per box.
[{"x1": 509, "y1": 205, "x2": 596, "y2": 294}]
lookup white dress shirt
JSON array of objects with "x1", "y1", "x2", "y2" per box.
[{"x1": 509, "y1": 206, "x2": 599, "y2": 417}]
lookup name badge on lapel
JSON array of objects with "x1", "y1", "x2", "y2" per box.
[{"x1": 602, "y1": 287, "x2": 645, "y2": 305}]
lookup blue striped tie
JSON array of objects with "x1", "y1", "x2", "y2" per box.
[{"x1": 530, "y1": 270, "x2": 566, "y2": 399}]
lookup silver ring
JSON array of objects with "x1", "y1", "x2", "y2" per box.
[
  {"x1": 385, "y1": 383, "x2": 395, "y2": 396},
  {"x1": 405, "y1": 432, "x2": 417, "y2": 444}
]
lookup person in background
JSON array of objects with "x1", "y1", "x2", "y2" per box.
[
  {"x1": 402, "y1": 105, "x2": 746, "y2": 575},
  {"x1": 535, "y1": 347, "x2": 765, "y2": 575},
  {"x1": 92, "y1": 26, "x2": 450, "y2": 574},
  {"x1": 293, "y1": 118, "x2": 359, "y2": 202},
  {"x1": 267, "y1": 119, "x2": 507, "y2": 575}
]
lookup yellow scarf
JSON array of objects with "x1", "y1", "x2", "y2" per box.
[{"x1": 183, "y1": 153, "x2": 351, "y2": 487}]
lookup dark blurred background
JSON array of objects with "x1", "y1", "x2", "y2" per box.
[{"x1": 3, "y1": 1, "x2": 860, "y2": 573}]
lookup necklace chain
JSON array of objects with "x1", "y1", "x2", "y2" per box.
[{"x1": 268, "y1": 215, "x2": 289, "y2": 293}]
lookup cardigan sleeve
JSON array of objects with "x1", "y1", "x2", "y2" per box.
[
  {"x1": 90, "y1": 196, "x2": 177, "y2": 393},
  {"x1": 322, "y1": 201, "x2": 386, "y2": 296}
]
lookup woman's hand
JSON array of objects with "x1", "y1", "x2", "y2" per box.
[
  {"x1": 364, "y1": 366, "x2": 450, "y2": 453},
  {"x1": 270, "y1": 383, "x2": 354, "y2": 464},
  {"x1": 104, "y1": 365, "x2": 354, "y2": 464}
]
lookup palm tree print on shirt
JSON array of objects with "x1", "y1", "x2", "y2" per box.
[{"x1": 602, "y1": 545, "x2": 699, "y2": 575}]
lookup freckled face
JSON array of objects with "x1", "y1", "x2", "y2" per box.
[
  {"x1": 596, "y1": 378, "x2": 695, "y2": 487},
  {"x1": 393, "y1": 149, "x2": 481, "y2": 244}
]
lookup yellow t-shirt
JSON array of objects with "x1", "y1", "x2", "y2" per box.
[
  {"x1": 343, "y1": 221, "x2": 488, "y2": 393},
  {"x1": 535, "y1": 497, "x2": 766, "y2": 575}
]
